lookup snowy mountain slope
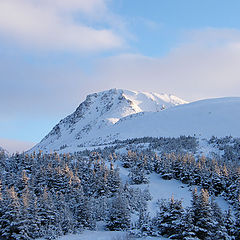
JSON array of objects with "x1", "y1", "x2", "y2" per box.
[
  {"x1": 37, "y1": 96, "x2": 240, "y2": 153},
  {"x1": 31, "y1": 87, "x2": 240, "y2": 154},
  {"x1": 92, "y1": 97, "x2": 240, "y2": 143},
  {"x1": 31, "y1": 89, "x2": 186, "y2": 152}
]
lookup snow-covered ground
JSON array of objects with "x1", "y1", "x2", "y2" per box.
[
  {"x1": 145, "y1": 174, "x2": 192, "y2": 214},
  {"x1": 38, "y1": 221, "x2": 167, "y2": 240},
  {"x1": 130, "y1": 173, "x2": 231, "y2": 217},
  {"x1": 46, "y1": 171, "x2": 230, "y2": 240},
  {"x1": 98, "y1": 97, "x2": 240, "y2": 142},
  {"x1": 116, "y1": 156, "x2": 231, "y2": 215},
  {"x1": 46, "y1": 231, "x2": 128, "y2": 240},
  {"x1": 45, "y1": 231, "x2": 167, "y2": 240}
]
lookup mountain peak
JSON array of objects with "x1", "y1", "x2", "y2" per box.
[{"x1": 32, "y1": 89, "x2": 187, "y2": 152}]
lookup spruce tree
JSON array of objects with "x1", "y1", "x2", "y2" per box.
[
  {"x1": 189, "y1": 188, "x2": 219, "y2": 239},
  {"x1": 152, "y1": 196, "x2": 185, "y2": 238},
  {"x1": 106, "y1": 188, "x2": 131, "y2": 231}
]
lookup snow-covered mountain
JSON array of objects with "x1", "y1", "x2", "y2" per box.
[
  {"x1": 31, "y1": 89, "x2": 187, "y2": 152},
  {"x1": 96, "y1": 97, "x2": 240, "y2": 142},
  {"x1": 31, "y1": 88, "x2": 240, "y2": 153}
]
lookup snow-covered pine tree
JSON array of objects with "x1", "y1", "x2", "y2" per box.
[
  {"x1": 106, "y1": 187, "x2": 131, "y2": 231},
  {"x1": 122, "y1": 150, "x2": 137, "y2": 168},
  {"x1": 107, "y1": 162, "x2": 121, "y2": 195},
  {"x1": 210, "y1": 197, "x2": 231, "y2": 240},
  {"x1": 234, "y1": 195, "x2": 240, "y2": 240},
  {"x1": 152, "y1": 196, "x2": 185, "y2": 238},
  {"x1": 223, "y1": 209, "x2": 235, "y2": 239},
  {"x1": 36, "y1": 187, "x2": 61, "y2": 239},
  {"x1": 95, "y1": 195, "x2": 109, "y2": 221},
  {"x1": 0, "y1": 186, "x2": 25, "y2": 240},
  {"x1": 128, "y1": 154, "x2": 148, "y2": 184},
  {"x1": 188, "y1": 188, "x2": 219, "y2": 239},
  {"x1": 135, "y1": 202, "x2": 151, "y2": 237}
]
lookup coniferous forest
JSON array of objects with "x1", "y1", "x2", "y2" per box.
[
  {"x1": 0, "y1": 136, "x2": 239, "y2": 240},
  {"x1": 2, "y1": 0, "x2": 240, "y2": 239}
]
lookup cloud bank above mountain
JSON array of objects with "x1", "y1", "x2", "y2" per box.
[
  {"x1": 95, "y1": 28, "x2": 240, "y2": 100},
  {"x1": 1, "y1": 28, "x2": 240, "y2": 121}
]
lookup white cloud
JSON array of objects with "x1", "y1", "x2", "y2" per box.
[
  {"x1": 0, "y1": 0, "x2": 123, "y2": 51},
  {"x1": 1, "y1": 28, "x2": 240, "y2": 119},
  {"x1": 1, "y1": 27, "x2": 240, "y2": 144},
  {"x1": 93, "y1": 28, "x2": 240, "y2": 101},
  {"x1": 42, "y1": 0, "x2": 106, "y2": 13}
]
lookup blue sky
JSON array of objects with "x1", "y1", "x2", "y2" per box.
[
  {"x1": 113, "y1": 0, "x2": 240, "y2": 55},
  {"x1": 1, "y1": 0, "x2": 240, "y2": 152}
]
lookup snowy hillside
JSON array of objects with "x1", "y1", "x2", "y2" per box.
[
  {"x1": 31, "y1": 89, "x2": 186, "y2": 152},
  {"x1": 32, "y1": 95, "x2": 240, "y2": 153},
  {"x1": 96, "y1": 97, "x2": 240, "y2": 142}
]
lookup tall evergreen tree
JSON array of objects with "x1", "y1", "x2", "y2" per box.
[
  {"x1": 188, "y1": 188, "x2": 220, "y2": 239},
  {"x1": 152, "y1": 196, "x2": 185, "y2": 238},
  {"x1": 106, "y1": 188, "x2": 131, "y2": 231}
]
